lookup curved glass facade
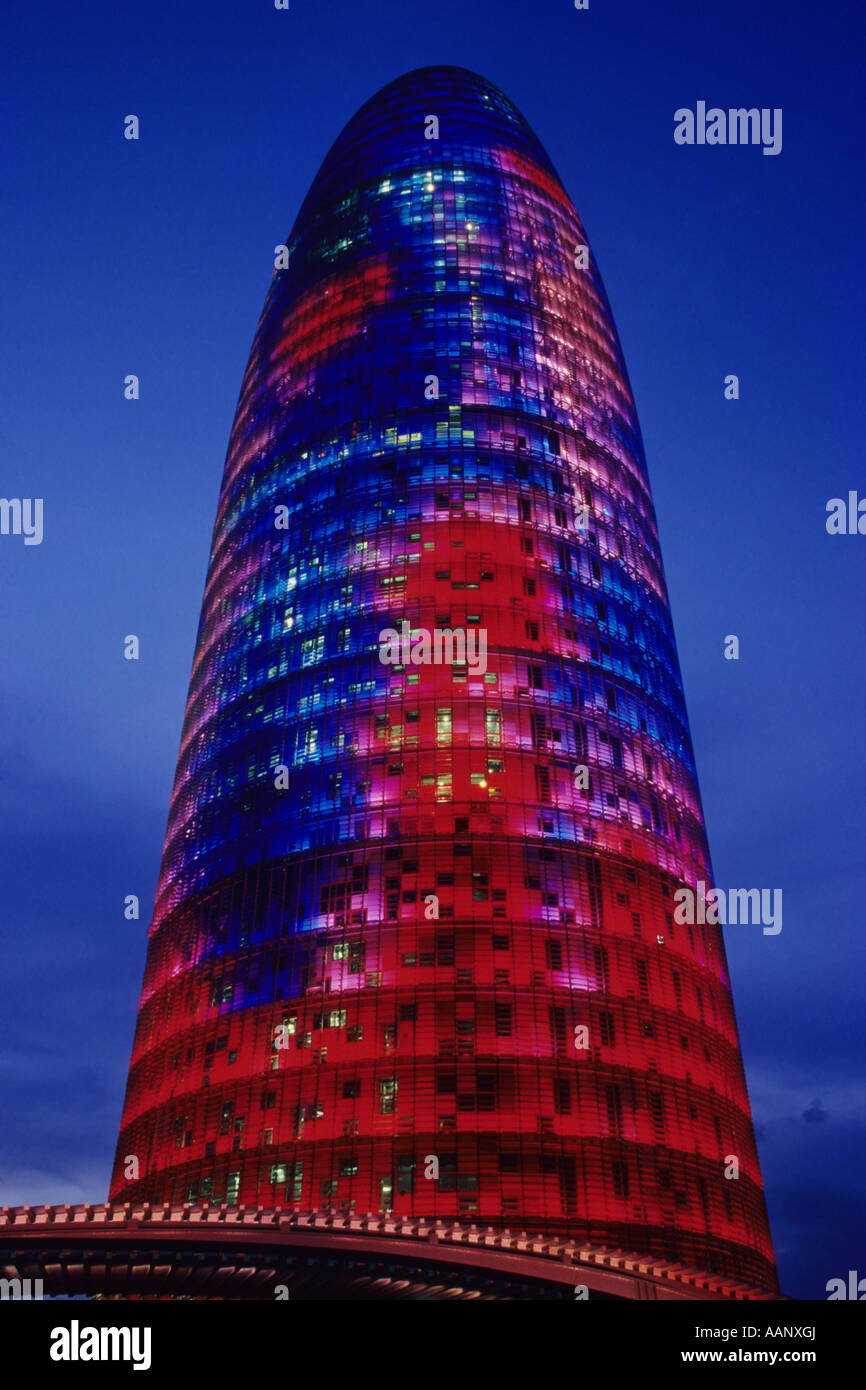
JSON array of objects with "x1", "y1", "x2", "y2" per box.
[{"x1": 112, "y1": 65, "x2": 776, "y2": 1290}]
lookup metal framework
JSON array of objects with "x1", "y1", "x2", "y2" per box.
[{"x1": 1, "y1": 1204, "x2": 780, "y2": 1301}]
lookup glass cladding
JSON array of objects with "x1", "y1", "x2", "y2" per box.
[{"x1": 112, "y1": 66, "x2": 776, "y2": 1291}]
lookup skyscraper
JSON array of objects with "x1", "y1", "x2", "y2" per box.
[{"x1": 111, "y1": 65, "x2": 776, "y2": 1293}]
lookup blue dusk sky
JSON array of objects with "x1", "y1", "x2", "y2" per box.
[{"x1": 1, "y1": 0, "x2": 863, "y2": 1299}]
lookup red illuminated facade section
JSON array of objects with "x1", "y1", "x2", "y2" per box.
[{"x1": 111, "y1": 67, "x2": 777, "y2": 1293}]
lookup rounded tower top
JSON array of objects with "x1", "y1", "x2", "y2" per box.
[{"x1": 294, "y1": 63, "x2": 567, "y2": 230}]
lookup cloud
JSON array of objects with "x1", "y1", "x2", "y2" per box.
[{"x1": 803, "y1": 1098, "x2": 828, "y2": 1125}]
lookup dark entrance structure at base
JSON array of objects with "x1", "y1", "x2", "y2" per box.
[{"x1": 1, "y1": 1204, "x2": 780, "y2": 1301}]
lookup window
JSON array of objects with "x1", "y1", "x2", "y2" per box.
[
  {"x1": 535, "y1": 764, "x2": 551, "y2": 803},
  {"x1": 379, "y1": 1077, "x2": 398, "y2": 1114},
  {"x1": 612, "y1": 1162, "x2": 630, "y2": 1198},
  {"x1": 397, "y1": 1157, "x2": 415, "y2": 1195},
  {"x1": 599, "y1": 1010, "x2": 615, "y2": 1046},
  {"x1": 605, "y1": 1084, "x2": 623, "y2": 1136},
  {"x1": 494, "y1": 1002, "x2": 513, "y2": 1035},
  {"x1": 648, "y1": 1092, "x2": 664, "y2": 1133},
  {"x1": 545, "y1": 939, "x2": 563, "y2": 970},
  {"x1": 636, "y1": 958, "x2": 649, "y2": 999},
  {"x1": 593, "y1": 946, "x2": 609, "y2": 989}
]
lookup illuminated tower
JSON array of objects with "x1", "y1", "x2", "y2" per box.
[{"x1": 111, "y1": 65, "x2": 776, "y2": 1293}]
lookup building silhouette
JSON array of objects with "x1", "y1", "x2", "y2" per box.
[{"x1": 109, "y1": 65, "x2": 777, "y2": 1295}]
